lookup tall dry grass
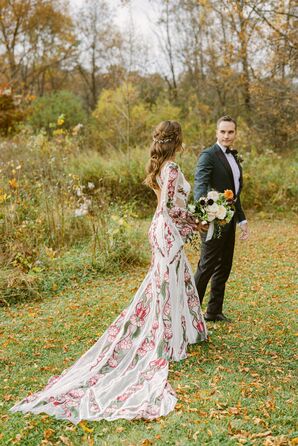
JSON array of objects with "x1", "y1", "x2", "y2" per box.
[{"x1": 0, "y1": 129, "x2": 296, "y2": 303}]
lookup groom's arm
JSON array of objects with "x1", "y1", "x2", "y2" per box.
[
  {"x1": 235, "y1": 195, "x2": 246, "y2": 223},
  {"x1": 194, "y1": 151, "x2": 213, "y2": 201},
  {"x1": 235, "y1": 195, "x2": 249, "y2": 240}
]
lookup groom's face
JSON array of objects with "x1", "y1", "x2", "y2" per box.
[{"x1": 216, "y1": 121, "x2": 236, "y2": 148}]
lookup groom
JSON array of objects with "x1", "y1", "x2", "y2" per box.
[{"x1": 194, "y1": 115, "x2": 249, "y2": 322}]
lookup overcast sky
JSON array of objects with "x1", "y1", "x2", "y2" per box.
[
  {"x1": 69, "y1": 0, "x2": 162, "y2": 73},
  {"x1": 69, "y1": 0, "x2": 158, "y2": 37}
]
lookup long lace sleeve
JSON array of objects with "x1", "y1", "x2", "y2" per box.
[{"x1": 161, "y1": 162, "x2": 197, "y2": 242}]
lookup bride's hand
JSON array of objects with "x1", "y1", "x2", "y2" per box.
[{"x1": 196, "y1": 220, "x2": 209, "y2": 233}]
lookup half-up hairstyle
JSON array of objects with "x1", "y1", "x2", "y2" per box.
[{"x1": 144, "y1": 120, "x2": 182, "y2": 190}]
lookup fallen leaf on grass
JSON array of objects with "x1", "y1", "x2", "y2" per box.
[
  {"x1": 264, "y1": 436, "x2": 289, "y2": 445},
  {"x1": 78, "y1": 420, "x2": 94, "y2": 433},
  {"x1": 251, "y1": 430, "x2": 272, "y2": 439},
  {"x1": 59, "y1": 436, "x2": 73, "y2": 446},
  {"x1": 193, "y1": 431, "x2": 200, "y2": 441},
  {"x1": 11, "y1": 434, "x2": 22, "y2": 444},
  {"x1": 228, "y1": 406, "x2": 240, "y2": 415},
  {"x1": 43, "y1": 428, "x2": 55, "y2": 439},
  {"x1": 85, "y1": 435, "x2": 94, "y2": 446},
  {"x1": 175, "y1": 403, "x2": 183, "y2": 410}
]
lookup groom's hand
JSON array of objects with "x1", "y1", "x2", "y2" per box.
[{"x1": 239, "y1": 222, "x2": 249, "y2": 240}]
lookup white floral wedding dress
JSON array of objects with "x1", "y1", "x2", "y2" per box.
[{"x1": 11, "y1": 162, "x2": 207, "y2": 424}]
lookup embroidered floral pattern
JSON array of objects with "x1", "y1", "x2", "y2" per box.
[
  {"x1": 10, "y1": 161, "x2": 207, "y2": 423},
  {"x1": 166, "y1": 162, "x2": 179, "y2": 208},
  {"x1": 130, "y1": 301, "x2": 150, "y2": 326},
  {"x1": 164, "y1": 222, "x2": 174, "y2": 255}
]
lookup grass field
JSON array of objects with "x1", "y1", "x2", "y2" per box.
[{"x1": 1, "y1": 217, "x2": 297, "y2": 446}]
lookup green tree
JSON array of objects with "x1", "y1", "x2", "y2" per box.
[{"x1": 28, "y1": 91, "x2": 87, "y2": 134}]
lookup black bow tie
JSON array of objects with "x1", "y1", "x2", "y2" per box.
[{"x1": 225, "y1": 148, "x2": 238, "y2": 155}]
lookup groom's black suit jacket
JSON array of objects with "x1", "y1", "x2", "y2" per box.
[{"x1": 194, "y1": 143, "x2": 246, "y2": 223}]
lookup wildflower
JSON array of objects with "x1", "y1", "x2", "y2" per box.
[
  {"x1": 74, "y1": 199, "x2": 91, "y2": 217},
  {"x1": 57, "y1": 114, "x2": 65, "y2": 126},
  {"x1": 0, "y1": 193, "x2": 8, "y2": 203},
  {"x1": 9, "y1": 178, "x2": 18, "y2": 189},
  {"x1": 74, "y1": 206, "x2": 88, "y2": 217},
  {"x1": 76, "y1": 187, "x2": 83, "y2": 197},
  {"x1": 72, "y1": 123, "x2": 84, "y2": 136}
]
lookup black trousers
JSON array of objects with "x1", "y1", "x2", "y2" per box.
[{"x1": 194, "y1": 220, "x2": 236, "y2": 315}]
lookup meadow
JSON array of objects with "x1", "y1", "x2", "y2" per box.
[
  {"x1": 0, "y1": 129, "x2": 297, "y2": 445},
  {"x1": 0, "y1": 131, "x2": 297, "y2": 303},
  {"x1": 0, "y1": 216, "x2": 297, "y2": 445}
]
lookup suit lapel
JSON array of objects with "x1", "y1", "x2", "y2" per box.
[{"x1": 214, "y1": 144, "x2": 236, "y2": 193}]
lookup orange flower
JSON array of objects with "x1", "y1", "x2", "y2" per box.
[{"x1": 224, "y1": 189, "x2": 234, "y2": 200}]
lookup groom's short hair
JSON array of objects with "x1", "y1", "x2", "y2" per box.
[{"x1": 217, "y1": 115, "x2": 237, "y2": 130}]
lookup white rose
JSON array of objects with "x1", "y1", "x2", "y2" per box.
[
  {"x1": 207, "y1": 213, "x2": 216, "y2": 222},
  {"x1": 207, "y1": 190, "x2": 219, "y2": 202},
  {"x1": 216, "y1": 205, "x2": 227, "y2": 220},
  {"x1": 188, "y1": 204, "x2": 195, "y2": 213},
  {"x1": 206, "y1": 203, "x2": 219, "y2": 222},
  {"x1": 207, "y1": 203, "x2": 219, "y2": 214}
]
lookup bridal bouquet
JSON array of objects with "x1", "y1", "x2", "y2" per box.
[{"x1": 188, "y1": 189, "x2": 235, "y2": 241}]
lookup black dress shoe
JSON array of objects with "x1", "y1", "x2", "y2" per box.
[{"x1": 204, "y1": 313, "x2": 232, "y2": 322}]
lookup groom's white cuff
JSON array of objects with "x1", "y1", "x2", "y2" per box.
[{"x1": 238, "y1": 220, "x2": 247, "y2": 227}]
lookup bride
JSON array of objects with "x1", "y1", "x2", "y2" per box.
[{"x1": 10, "y1": 120, "x2": 208, "y2": 423}]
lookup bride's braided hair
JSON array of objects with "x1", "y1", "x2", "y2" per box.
[{"x1": 144, "y1": 120, "x2": 182, "y2": 190}]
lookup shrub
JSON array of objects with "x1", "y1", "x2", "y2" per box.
[
  {"x1": 0, "y1": 85, "x2": 26, "y2": 136},
  {"x1": 66, "y1": 147, "x2": 154, "y2": 208},
  {"x1": 0, "y1": 204, "x2": 149, "y2": 305},
  {"x1": 0, "y1": 134, "x2": 150, "y2": 303},
  {"x1": 28, "y1": 91, "x2": 87, "y2": 134},
  {"x1": 91, "y1": 83, "x2": 181, "y2": 152}
]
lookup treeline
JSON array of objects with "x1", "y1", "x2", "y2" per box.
[{"x1": 0, "y1": 0, "x2": 297, "y2": 150}]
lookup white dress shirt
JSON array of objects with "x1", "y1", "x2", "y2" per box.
[{"x1": 217, "y1": 141, "x2": 247, "y2": 226}]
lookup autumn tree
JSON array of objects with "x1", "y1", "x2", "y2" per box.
[
  {"x1": 0, "y1": 0, "x2": 77, "y2": 95},
  {"x1": 149, "y1": 0, "x2": 181, "y2": 101},
  {"x1": 252, "y1": 0, "x2": 298, "y2": 80},
  {"x1": 76, "y1": 0, "x2": 122, "y2": 110}
]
